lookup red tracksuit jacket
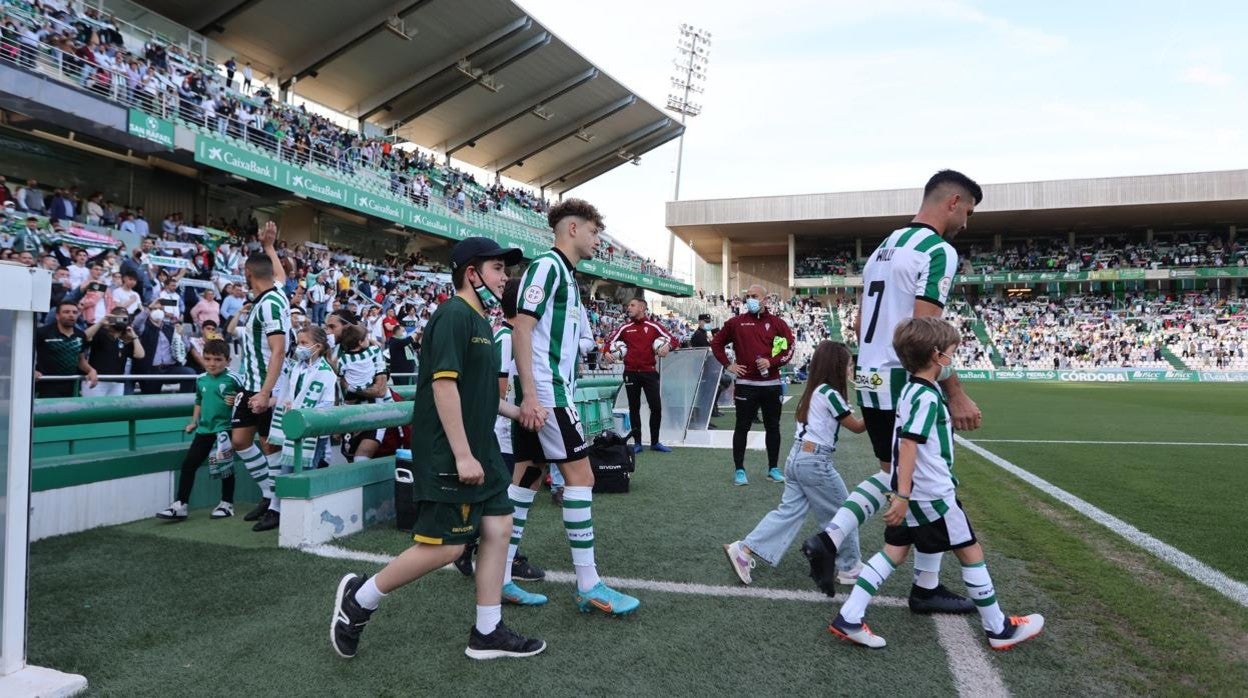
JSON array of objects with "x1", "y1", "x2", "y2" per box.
[
  {"x1": 605, "y1": 317, "x2": 678, "y2": 373},
  {"x1": 711, "y1": 309, "x2": 795, "y2": 383}
]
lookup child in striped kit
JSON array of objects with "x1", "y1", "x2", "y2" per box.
[
  {"x1": 828, "y1": 317, "x2": 1045, "y2": 650},
  {"x1": 723, "y1": 341, "x2": 867, "y2": 585}
]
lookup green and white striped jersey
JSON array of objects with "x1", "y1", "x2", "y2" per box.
[
  {"x1": 493, "y1": 323, "x2": 516, "y2": 453},
  {"x1": 238, "y1": 287, "x2": 291, "y2": 392},
  {"x1": 892, "y1": 377, "x2": 957, "y2": 503},
  {"x1": 794, "y1": 384, "x2": 853, "y2": 449},
  {"x1": 517, "y1": 249, "x2": 583, "y2": 408},
  {"x1": 856, "y1": 224, "x2": 958, "y2": 410},
  {"x1": 334, "y1": 344, "x2": 393, "y2": 403}
]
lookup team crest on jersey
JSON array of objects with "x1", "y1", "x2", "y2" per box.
[
  {"x1": 524, "y1": 285, "x2": 545, "y2": 305},
  {"x1": 938, "y1": 277, "x2": 952, "y2": 296},
  {"x1": 870, "y1": 373, "x2": 883, "y2": 387},
  {"x1": 765, "y1": 322, "x2": 771, "y2": 331}
]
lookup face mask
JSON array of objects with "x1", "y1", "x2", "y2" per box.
[
  {"x1": 745, "y1": 298, "x2": 761, "y2": 314},
  {"x1": 472, "y1": 271, "x2": 500, "y2": 311},
  {"x1": 150, "y1": 309, "x2": 166, "y2": 322},
  {"x1": 937, "y1": 351, "x2": 956, "y2": 382},
  {"x1": 294, "y1": 345, "x2": 314, "y2": 362},
  {"x1": 326, "y1": 334, "x2": 337, "y2": 348}
]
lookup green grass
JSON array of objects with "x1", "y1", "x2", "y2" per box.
[
  {"x1": 25, "y1": 385, "x2": 1248, "y2": 696},
  {"x1": 965, "y1": 382, "x2": 1248, "y2": 580}
]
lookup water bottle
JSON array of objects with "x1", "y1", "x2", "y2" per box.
[{"x1": 758, "y1": 355, "x2": 770, "y2": 378}]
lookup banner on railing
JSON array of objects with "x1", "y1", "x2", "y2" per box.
[
  {"x1": 127, "y1": 108, "x2": 175, "y2": 148},
  {"x1": 191, "y1": 134, "x2": 694, "y2": 297},
  {"x1": 955, "y1": 368, "x2": 1237, "y2": 382}
]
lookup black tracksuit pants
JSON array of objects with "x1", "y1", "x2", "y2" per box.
[
  {"x1": 624, "y1": 371, "x2": 662, "y2": 447},
  {"x1": 732, "y1": 383, "x2": 783, "y2": 471}
]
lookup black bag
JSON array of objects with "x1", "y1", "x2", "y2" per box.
[{"x1": 589, "y1": 432, "x2": 635, "y2": 494}]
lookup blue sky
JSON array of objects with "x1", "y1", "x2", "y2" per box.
[{"x1": 518, "y1": 0, "x2": 1248, "y2": 277}]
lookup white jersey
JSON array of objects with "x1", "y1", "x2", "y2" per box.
[
  {"x1": 334, "y1": 344, "x2": 393, "y2": 403},
  {"x1": 237, "y1": 287, "x2": 291, "y2": 392},
  {"x1": 517, "y1": 249, "x2": 583, "y2": 409},
  {"x1": 794, "y1": 384, "x2": 853, "y2": 449},
  {"x1": 493, "y1": 323, "x2": 516, "y2": 454},
  {"x1": 856, "y1": 224, "x2": 958, "y2": 410},
  {"x1": 892, "y1": 377, "x2": 957, "y2": 506}
]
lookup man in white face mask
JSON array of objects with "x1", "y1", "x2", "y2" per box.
[{"x1": 133, "y1": 300, "x2": 196, "y2": 394}]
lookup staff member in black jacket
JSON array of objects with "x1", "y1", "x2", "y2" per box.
[{"x1": 690, "y1": 314, "x2": 712, "y2": 348}]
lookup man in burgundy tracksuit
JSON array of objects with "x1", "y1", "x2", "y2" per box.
[
  {"x1": 711, "y1": 285, "x2": 795, "y2": 485},
  {"x1": 603, "y1": 298, "x2": 678, "y2": 454}
]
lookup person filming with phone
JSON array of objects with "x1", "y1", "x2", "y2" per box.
[{"x1": 83, "y1": 307, "x2": 146, "y2": 397}]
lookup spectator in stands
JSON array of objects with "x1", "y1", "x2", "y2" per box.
[
  {"x1": 133, "y1": 207, "x2": 150, "y2": 237},
  {"x1": 191, "y1": 288, "x2": 220, "y2": 329},
  {"x1": 35, "y1": 301, "x2": 97, "y2": 398},
  {"x1": 121, "y1": 238, "x2": 155, "y2": 302},
  {"x1": 76, "y1": 262, "x2": 110, "y2": 324},
  {"x1": 48, "y1": 188, "x2": 74, "y2": 221},
  {"x1": 16, "y1": 179, "x2": 44, "y2": 214},
  {"x1": 219, "y1": 282, "x2": 244, "y2": 322},
  {"x1": 111, "y1": 270, "x2": 142, "y2": 315},
  {"x1": 157, "y1": 275, "x2": 185, "y2": 320},
  {"x1": 14, "y1": 216, "x2": 43, "y2": 253},
  {"x1": 83, "y1": 307, "x2": 144, "y2": 397},
  {"x1": 712, "y1": 284, "x2": 795, "y2": 486},
  {"x1": 133, "y1": 300, "x2": 196, "y2": 394},
  {"x1": 46, "y1": 266, "x2": 74, "y2": 322},
  {"x1": 242, "y1": 62, "x2": 253, "y2": 93}
]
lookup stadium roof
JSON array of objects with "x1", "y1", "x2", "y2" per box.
[
  {"x1": 667, "y1": 170, "x2": 1248, "y2": 263},
  {"x1": 125, "y1": 0, "x2": 683, "y2": 194}
]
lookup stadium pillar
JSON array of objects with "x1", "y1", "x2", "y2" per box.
[
  {"x1": 855, "y1": 237, "x2": 862, "y2": 260},
  {"x1": 1068, "y1": 230, "x2": 1075, "y2": 246},
  {"x1": 787, "y1": 234, "x2": 795, "y2": 289},
  {"x1": 0, "y1": 266, "x2": 87, "y2": 695},
  {"x1": 1146, "y1": 228, "x2": 1154, "y2": 244},
  {"x1": 721, "y1": 237, "x2": 731, "y2": 296},
  {"x1": 1230, "y1": 225, "x2": 1237, "y2": 243}
]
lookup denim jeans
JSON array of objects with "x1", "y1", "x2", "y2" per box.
[{"x1": 743, "y1": 441, "x2": 861, "y2": 570}]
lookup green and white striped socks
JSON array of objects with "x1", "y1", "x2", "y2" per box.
[
  {"x1": 825, "y1": 471, "x2": 892, "y2": 547},
  {"x1": 236, "y1": 444, "x2": 272, "y2": 499},
  {"x1": 962, "y1": 561, "x2": 1005, "y2": 634},
  {"x1": 839, "y1": 552, "x2": 897, "y2": 624},
  {"x1": 562, "y1": 485, "x2": 600, "y2": 592},
  {"x1": 504, "y1": 485, "x2": 536, "y2": 585}
]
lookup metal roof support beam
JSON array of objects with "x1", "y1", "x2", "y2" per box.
[
  {"x1": 198, "y1": 0, "x2": 266, "y2": 34},
  {"x1": 444, "y1": 68, "x2": 598, "y2": 155},
  {"x1": 555, "y1": 128, "x2": 685, "y2": 193},
  {"x1": 392, "y1": 32, "x2": 551, "y2": 129},
  {"x1": 496, "y1": 96, "x2": 637, "y2": 173},
  {"x1": 540, "y1": 119, "x2": 673, "y2": 187},
  {"x1": 356, "y1": 17, "x2": 531, "y2": 120},
  {"x1": 281, "y1": 0, "x2": 433, "y2": 87}
]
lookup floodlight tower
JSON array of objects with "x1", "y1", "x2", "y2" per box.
[{"x1": 666, "y1": 23, "x2": 711, "y2": 271}]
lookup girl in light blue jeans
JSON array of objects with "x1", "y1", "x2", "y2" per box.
[{"x1": 724, "y1": 341, "x2": 867, "y2": 586}]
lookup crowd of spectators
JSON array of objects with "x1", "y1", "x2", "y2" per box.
[
  {"x1": 964, "y1": 233, "x2": 1248, "y2": 274},
  {"x1": 0, "y1": 0, "x2": 676, "y2": 281},
  {"x1": 794, "y1": 247, "x2": 859, "y2": 277}
]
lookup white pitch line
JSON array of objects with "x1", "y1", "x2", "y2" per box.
[
  {"x1": 303, "y1": 543, "x2": 909, "y2": 606},
  {"x1": 304, "y1": 544, "x2": 1004, "y2": 695},
  {"x1": 971, "y1": 438, "x2": 1248, "y2": 447},
  {"x1": 957, "y1": 435, "x2": 1248, "y2": 608},
  {"x1": 934, "y1": 616, "x2": 1012, "y2": 698}
]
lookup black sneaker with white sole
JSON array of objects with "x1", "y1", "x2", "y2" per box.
[
  {"x1": 330, "y1": 574, "x2": 374, "y2": 659},
  {"x1": 243, "y1": 498, "x2": 270, "y2": 522},
  {"x1": 908, "y1": 583, "x2": 977, "y2": 614},
  {"x1": 464, "y1": 622, "x2": 546, "y2": 660},
  {"x1": 800, "y1": 532, "x2": 840, "y2": 598},
  {"x1": 511, "y1": 553, "x2": 545, "y2": 582},
  {"x1": 251, "y1": 509, "x2": 280, "y2": 532}
]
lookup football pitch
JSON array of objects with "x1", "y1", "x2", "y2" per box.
[{"x1": 26, "y1": 382, "x2": 1248, "y2": 696}]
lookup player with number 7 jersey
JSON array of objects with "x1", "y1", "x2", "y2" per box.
[{"x1": 854, "y1": 223, "x2": 959, "y2": 411}]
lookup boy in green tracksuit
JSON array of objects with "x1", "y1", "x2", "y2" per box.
[{"x1": 329, "y1": 237, "x2": 546, "y2": 661}]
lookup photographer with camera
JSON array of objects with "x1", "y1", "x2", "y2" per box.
[{"x1": 83, "y1": 307, "x2": 145, "y2": 397}]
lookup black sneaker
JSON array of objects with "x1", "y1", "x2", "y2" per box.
[
  {"x1": 908, "y1": 584, "x2": 976, "y2": 614},
  {"x1": 243, "y1": 498, "x2": 270, "y2": 522},
  {"x1": 464, "y1": 621, "x2": 546, "y2": 660},
  {"x1": 454, "y1": 542, "x2": 477, "y2": 577},
  {"x1": 251, "y1": 509, "x2": 280, "y2": 532},
  {"x1": 511, "y1": 553, "x2": 545, "y2": 582},
  {"x1": 330, "y1": 574, "x2": 374, "y2": 659},
  {"x1": 800, "y1": 532, "x2": 840, "y2": 598}
]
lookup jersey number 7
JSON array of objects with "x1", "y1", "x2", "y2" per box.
[{"x1": 863, "y1": 280, "x2": 885, "y2": 344}]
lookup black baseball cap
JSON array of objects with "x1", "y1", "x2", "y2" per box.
[
  {"x1": 698, "y1": 313, "x2": 712, "y2": 322},
  {"x1": 450, "y1": 236, "x2": 522, "y2": 271}
]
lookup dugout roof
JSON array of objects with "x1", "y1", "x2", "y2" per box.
[
  {"x1": 666, "y1": 170, "x2": 1248, "y2": 263},
  {"x1": 126, "y1": 0, "x2": 683, "y2": 194}
]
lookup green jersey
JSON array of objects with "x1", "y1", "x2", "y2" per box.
[
  {"x1": 195, "y1": 371, "x2": 243, "y2": 435},
  {"x1": 411, "y1": 295, "x2": 506, "y2": 503}
]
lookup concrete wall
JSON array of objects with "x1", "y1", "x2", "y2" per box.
[{"x1": 736, "y1": 255, "x2": 788, "y2": 296}]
